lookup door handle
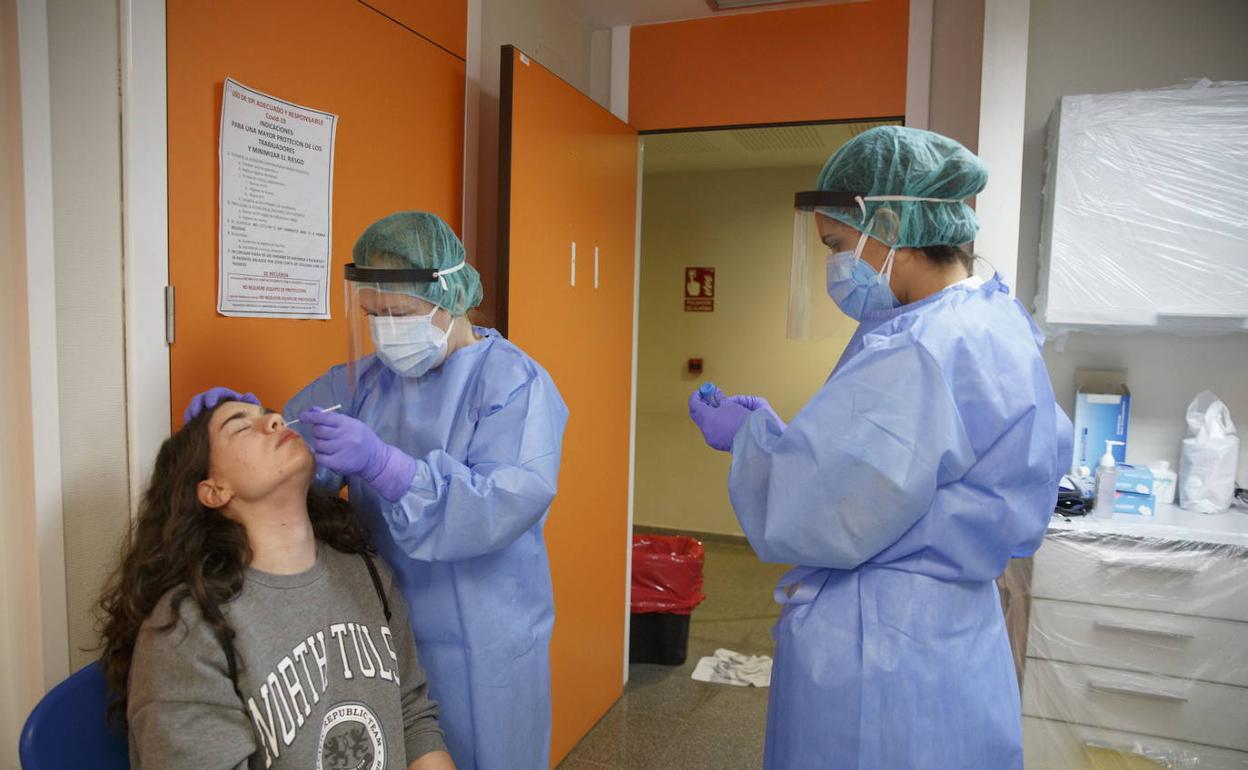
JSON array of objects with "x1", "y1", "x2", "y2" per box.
[
  {"x1": 570, "y1": 241, "x2": 577, "y2": 287},
  {"x1": 1093, "y1": 618, "x2": 1195, "y2": 641},
  {"x1": 1087, "y1": 676, "x2": 1189, "y2": 702},
  {"x1": 594, "y1": 246, "x2": 600, "y2": 289}
]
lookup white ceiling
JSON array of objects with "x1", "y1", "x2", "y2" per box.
[
  {"x1": 572, "y1": 0, "x2": 858, "y2": 29},
  {"x1": 642, "y1": 120, "x2": 900, "y2": 174}
]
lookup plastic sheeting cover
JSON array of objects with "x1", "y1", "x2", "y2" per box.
[
  {"x1": 1036, "y1": 80, "x2": 1248, "y2": 336},
  {"x1": 1004, "y1": 519, "x2": 1248, "y2": 769}
]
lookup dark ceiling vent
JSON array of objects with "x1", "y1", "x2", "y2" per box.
[
  {"x1": 705, "y1": 0, "x2": 808, "y2": 10},
  {"x1": 730, "y1": 125, "x2": 826, "y2": 152}
]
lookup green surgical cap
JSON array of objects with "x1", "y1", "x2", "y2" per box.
[
  {"x1": 353, "y1": 211, "x2": 483, "y2": 316},
  {"x1": 816, "y1": 126, "x2": 988, "y2": 248}
]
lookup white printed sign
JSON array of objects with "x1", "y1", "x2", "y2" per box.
[{"x1": 218, "y1": 78, "x2": 338, "y2": 318}]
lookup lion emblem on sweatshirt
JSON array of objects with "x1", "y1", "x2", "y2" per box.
[{"x1": 317, "y1": 702, "x2": 385, "y2": 770}]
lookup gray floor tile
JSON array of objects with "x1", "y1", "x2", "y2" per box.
[
  {"x1": 561, "y1": 703, "x2": 687, "y2": 768},
  {"x1": 554, "y1": 758, "x2": 618, "y2": 770},
  {"x1": 618, "y1": 664, "x2": 715, "y2": 720},
  {"x1": 557, "y1": 540, "x2": 788, "y2": 770},
  {"x1": 686, "y1": 617, "x2": 758, "y2": 648}
]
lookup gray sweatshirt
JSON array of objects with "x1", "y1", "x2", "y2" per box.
[{"x1": 127, "y1": 545, "x2": 446, "y2": 769}]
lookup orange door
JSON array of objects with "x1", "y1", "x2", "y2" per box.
[
  {"x1": 499, "y1": 46, "x2": 638, "y2": 766},
  {"x1": 167, "y1": 0, "x2": 465, "y2": 424}
]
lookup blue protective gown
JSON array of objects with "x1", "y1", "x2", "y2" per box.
[
  {"x1": 729, "y1": 277, "x2": 1072, "y2": 770},
  {"x1": 286, "y1": 328, "x2": 568, "y2": 770}
]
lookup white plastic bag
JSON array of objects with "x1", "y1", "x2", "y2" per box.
[{"x1": 1179, "y1": 391, "x2": 1240, "y2": 514}]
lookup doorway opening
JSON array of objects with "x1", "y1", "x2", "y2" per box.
[
  {"x1": 631, "y1": 118, "x2": 901, "y2": 541},
  {"x1": 563, "y1": 119, "x2": 901, "y2": 769}
]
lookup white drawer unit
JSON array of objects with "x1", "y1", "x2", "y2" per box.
[
  {"x1": 1028, "y1": 598, "x2": 1248, "y2": 687},
  {"x1": 1021, "y1": 520, "x2": 1248, "y2": 768},
  {"x1": 1024, "y1": 717, "x2": 1248, "y2": 769},
  {"x1": 1031, "y1": 531, "x2": 1248, "y2": 623},
  {"x1": 1024, "y1": 659, "x2": 1248, "y2": 753}
]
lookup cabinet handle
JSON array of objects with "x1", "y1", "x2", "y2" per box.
[
  {"x1": 594, "y1": 246, "x2": 600, "y2": 289},
  {"x1": 1093, "y1": 618, "x2": 1194, "y2": 641},
  {"x1": 570, "y1": 241, "x2": 577, "y2": 287},
  {"x1": 1156, "y1": 311, "x2": 1248, "y2": 320},
  {"x1": 1081, "y1": 737, "x2": 1180, "y2": 766},
  {"x1": 1097, "y1": 554, "x2": 1202, "y2": 575},
  {"x1": 1087, "y1": 676, "x2": 1189, "y2": 702}
]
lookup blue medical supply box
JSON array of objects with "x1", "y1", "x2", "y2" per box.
[
  {"x1": 1072, "y1": 371, "x2": 1131, "y2": 475},
  {"x1": 1114, "y1": 491, "x2": 1156, "y2": 516},
  {"x1": 1115, "y1": 464, "x2": 1154, "y2": 495}
]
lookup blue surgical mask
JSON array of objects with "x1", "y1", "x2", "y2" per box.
[
  {"x1": 825, "y1": 230, "x2": 899, "y2": 320},
  {"x1": 370, "y1": 309, "x2": 450, "y2": 378}
]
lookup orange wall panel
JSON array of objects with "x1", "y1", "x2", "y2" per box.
[
  {"x1": 629, "y1": 0, "x2": 909, "y2": 130},
  {"x1": 167, "y1": 0, "x2": 465, "y2": 426},
  {"x1": 501, "y1": 47, "x2": 636, "y2": 766},
  {"x1": 360, "y1": 0, "x2": 468, "y2": 59}
]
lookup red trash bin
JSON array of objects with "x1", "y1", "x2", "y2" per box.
[{"x1": 629, "y1": 534, "x2": 706, "y2": 665}]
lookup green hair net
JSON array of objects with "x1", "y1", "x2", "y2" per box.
[
  {"x1": 816, "y1": 126, "x2": 988, "y2": 248},
  {"x1": 353, "y1": 211, "x2": 483, "y2": 316}
]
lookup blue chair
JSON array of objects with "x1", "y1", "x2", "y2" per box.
[{"x1": 19, "y1": 661, "x2": 129, "y2": 769}]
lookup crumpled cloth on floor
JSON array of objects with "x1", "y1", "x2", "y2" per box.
[{"x1": 691, "y1": 648, "x2": 772, "y2": 687}]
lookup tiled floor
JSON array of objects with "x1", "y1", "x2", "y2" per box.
[{"x1": 557, "y1": 540, "x2": 791, "y2": 770}]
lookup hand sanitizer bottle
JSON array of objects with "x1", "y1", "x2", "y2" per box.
[{"x1": 1093, "y1": 440, "x2": 1124, "y2": 519}]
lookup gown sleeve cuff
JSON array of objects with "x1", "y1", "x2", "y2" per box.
[
  {"x1": 369, "y1": 446, "x2": 420, "y2": 503},
  {"x1": 734, "y1": 404, "x2": 787, "y2": 454}
]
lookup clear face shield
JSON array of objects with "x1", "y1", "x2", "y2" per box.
[
  {"x1": 344, "y1": 263, "x2": 458, "y2": 390},
  {"x1": 788, "y1": 191, "x2": 901, "y2": 340}
]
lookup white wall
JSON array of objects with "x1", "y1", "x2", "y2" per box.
[
  {"x1": 634, "y1": 166, "x2": 854, "y2": 536},
  {"x1": 1019, "y1": 0, "x2": 1248, "y2": 482},
  {"x1": 42, "y1": 0, "x2": 133, "y2": 672},
  {"x1": 927, "y1": 0, "x2": 984, "y2": 152}
]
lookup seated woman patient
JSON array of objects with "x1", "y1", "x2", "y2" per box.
[{"x1": 97, "y1": 398, "x2": 456, "y2": 770}]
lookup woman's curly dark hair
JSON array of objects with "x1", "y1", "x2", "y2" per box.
[{"x1": 96, "y1": 400, "x2": 372, "y2": 722}]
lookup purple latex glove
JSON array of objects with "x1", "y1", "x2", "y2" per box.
[
  {"x1": 298, "y1": 408, "x2": 417, "y2": 502},
  {"x1": 183, "y1": 386, "x2": 259, "y2": 424},
  {"x1": 726, "y1": 395, "x2": 787, "y2": 430},
  {"x1": 688, "y1": 388, "x2": 751, "y2": 452}
]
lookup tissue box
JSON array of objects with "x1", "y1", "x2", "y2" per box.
[
  {"x1": 1072, "y1": 370, "x2": 1131, "y2": 474},
  {"x1": 1115, "y1": 465, "x2": 1154, "y2": 495},
  {"x1": 1114, "y1": 491, "x2": 1156, "y2": 516}
]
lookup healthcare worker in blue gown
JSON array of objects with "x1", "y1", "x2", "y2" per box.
[
  {"x1": 184, "y1": 212, "x2": 568, "y2": 770},
  {"x1": 688, "y1": 127, "x2": 1073, "y2": 770}
]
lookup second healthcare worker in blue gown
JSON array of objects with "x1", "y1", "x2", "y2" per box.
[
  {"x1": 689, "y1": 127, "x2": 1072, "y2": 769},
  {"x1": 185, "y1": 212, "x2": 568, "y2": 770}
]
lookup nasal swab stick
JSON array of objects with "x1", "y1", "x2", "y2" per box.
[{"x1": 285, "y1": 403, "x2": 343, "y2": 426}]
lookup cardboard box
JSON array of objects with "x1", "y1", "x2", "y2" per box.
[{"x1": 1072, "y1": 370, "x2": 1131, "y2": 475}]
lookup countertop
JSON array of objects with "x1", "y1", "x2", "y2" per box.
[{"x1": 1049, "y1": 503, "x2": 1248, "y2": 548}]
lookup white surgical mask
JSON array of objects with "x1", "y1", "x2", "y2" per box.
[{"x1": 370, "y1": 308, "x2": 450, "y2": 378}]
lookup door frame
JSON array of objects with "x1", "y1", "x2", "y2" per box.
[
  {"x1": 623, "y1": 138, "x2": 642, "y2": 685},
  {"x1": 120, "y1": 0, "x2": 171, "y2": 514}
]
